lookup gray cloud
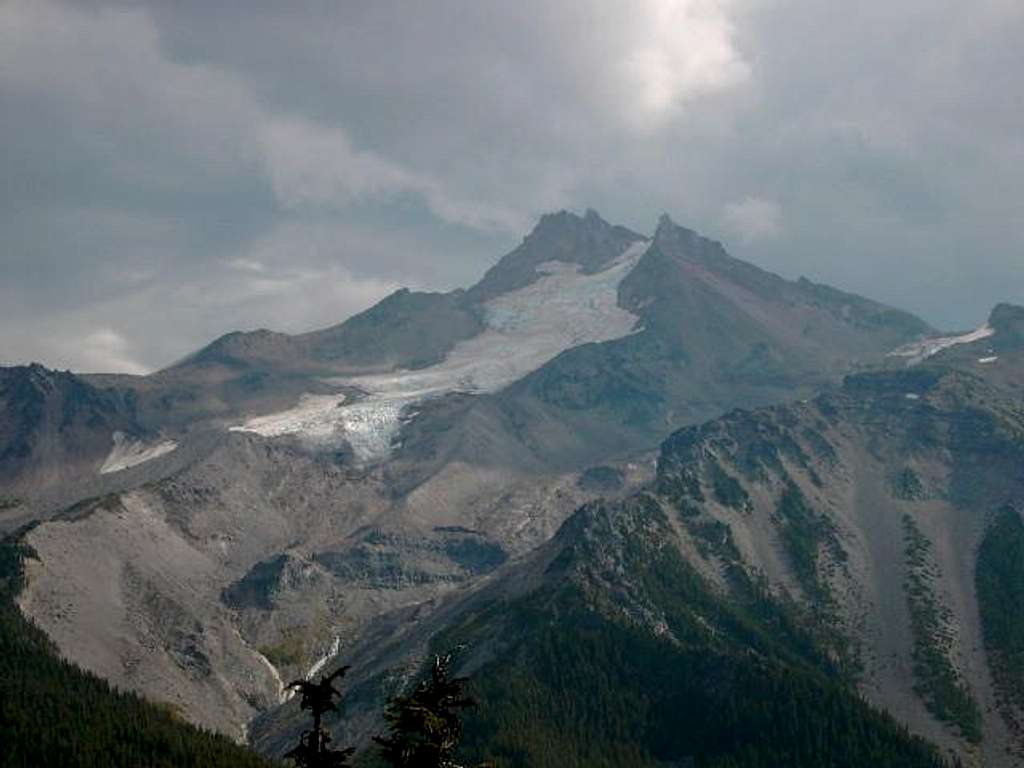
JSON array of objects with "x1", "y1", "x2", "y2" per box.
[
  {"x1": 720, "y1": 196, "x2": 783, "y2": 244},
  {"x1": 1, "y1": 0, "x2": 1022, "y2": 372}
]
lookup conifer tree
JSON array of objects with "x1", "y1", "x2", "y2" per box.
[
  {"x1": 374, "y1": 646, "x2": 487, "y2": 768},
  {"x1": 285, "y1": 666, "x2": 355, "y2": 767}
]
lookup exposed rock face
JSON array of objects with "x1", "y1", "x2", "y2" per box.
[
  {"x1": 14, "y1": 427, "x2": 635, "y2": 739},
  {"x1": 466, "y1": 208, "x2": 645, "y2": 302},
  {"x1": 0, "y1": 364, "x2": 168, "y2": 525},
  {"x1": 80, "y1": 210, "x2": 933, "y2": 465},
  {"x1": 0, "y1": 365, "x2": 137, "y2": 480},
  {"x1": 491, "y1": 214, "x2": 934, "y2": 467},
  {"x1": 10, "y1": 211, "x2": 1018, "y2": 764}
]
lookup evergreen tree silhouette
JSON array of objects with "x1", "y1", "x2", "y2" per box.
[
  {"x1": 285, "y1": 666, "x2": 355, "y2": 767},
  {"x1": 374, "y1": 646, "x2": 488, "y2": 768}
]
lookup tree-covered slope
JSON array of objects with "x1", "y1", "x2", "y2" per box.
[
  {"x1": 976, "y1": 505, "x2": 1024, "y2": 754},
  {"x1": 423, "y1": 497, "x2": 949, "y2": 768},
  {"x1": 0, "y1": 536, "x2": 275, "y2": 768}
]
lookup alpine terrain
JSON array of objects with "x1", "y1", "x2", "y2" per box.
[{"x1": 3, "y1": 210, "x2": 1022, "y2": 767}]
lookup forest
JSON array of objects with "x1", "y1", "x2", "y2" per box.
[{"x1": 0, "y1": 516, "x2": 959, "y2": 768}]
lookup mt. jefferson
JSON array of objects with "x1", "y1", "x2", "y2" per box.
[{"x1": 6, "y1": 211, "x2": 1020, "y2": 767}]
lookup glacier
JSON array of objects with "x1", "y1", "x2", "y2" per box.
[
  {"x1": 888, "y1": 324, "x2": 995, "y2": 366},
  {"x1": 232, "y1": 240, "x2": 649, "y2": 461},
  {"x1": 99, "y1": 431, "x2": 178, "y2": 474},
  {"x1": 305, "y1": 636, "x2": 342, "y2": 681}
]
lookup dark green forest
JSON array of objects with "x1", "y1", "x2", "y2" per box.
[
  {"x1": 420, "y1": 497, "x2": 952, "y2": 768},
  {"x1": 976, "y1": 505, "x2": 1024, "y2": 717},
  {"x1": 459, "y1": 617, "x2": 950, "y2": 768}
]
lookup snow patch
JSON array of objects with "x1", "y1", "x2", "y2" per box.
[
  {"x1": 253, "y1": 647, "x2": 292, "y2": 704},
  {"x1": 230, "y1": 394, "x2": 348, "y2": 445},
  {"x1": 233, "y1": 240, "x2": 649, "y2": 461},
  {"x1": 306, "y1": 636, "x2": 341, "y2": 681},
  {"x1": 888, "y1": 325, "x2": 994, "y2": 365},
  {"x1": 99, "y1": 431, "x2": 177, "y2": 474},
  {"x1": 235, "y1": 628, "x2": 294, "y2": 709}
]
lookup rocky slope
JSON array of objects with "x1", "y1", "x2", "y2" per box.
[
  {"x1": 15, "y1": 434, "x2": 648, "y2": 737},
  {"x1": 0, "y1": 364, "x2": 180, "y2": 529},
  {"x1": 0, "y1": 539, "x2": 274, "y2": 768},
  {"x1": 263, "y1": 303, "x2": 1024, "y2": 766}
]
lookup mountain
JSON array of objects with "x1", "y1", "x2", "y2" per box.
[
  {"x1": 0, "y1": 365, "x2": 137, "y2": 486},
  {"x1": 254, "y1": 302, "x2": 1024, "y2": 766},
  {"x1": 0, "y1": 210, "x2": 937, "y2": 534},
  {"x1": 366, "y1": 497, "x2": 949, "y2": 768},
  {"x1": 482, "y1": 213, "x2": 931, "y2": 467},
  {"x1": 5, "y1": 209, "x2": 995, "y2": 764},
  {"x1": 5, "y1": 210, "x2": 931, "y2": 500},
  {"x1": 0, "y1": 364, "x2": 169, "y2": 528}
]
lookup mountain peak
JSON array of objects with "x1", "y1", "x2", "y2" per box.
[
  {"x1": 651, "y1": 213, "x2": 723, "y2": 264},
  {"x1": 468, "y1": 209, "x2": 643, "y2": 301},
  {"x1": 989, "y1": 302, "x2": 1024, "y2": 324},
  {"x1": 655, "y1": 212, "x2": 676, "y2": 232},
  {"x1": 989, "y1": 302, "x2": 1024, "y2": 347},
  {"x1": 1, "y1": 362, "x2": 72, "y2": 395},
  {"x1": 527, "y1": 208, "x2": 613, "y2": 241},
  {"x1": 530, "y1": 209, "x2": 575, "y2": 234}
]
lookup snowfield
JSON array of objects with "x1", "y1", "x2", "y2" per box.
[
  {"x1": 232, "y1": 240, "x2": 650, "y2": 461},
  {"x1": 888, "y1": 325, "x2": 994, "y2": 365},
  {"x1": 305, "y1": 636, "x2": 342, "y2": 681},
  {"x1": 230, "y1": 394, "x2": 350, "y2": 442},
  {"x1": 99, "y1": 431, "x2": 178, "y2": 474}
]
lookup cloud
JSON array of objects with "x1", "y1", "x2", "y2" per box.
[
  {"x1": 259, "y1": 119, "x2": 528, "y2": 232},
  {"x1": 0, "y1": 244, "x2": 401, "y2": 374},
  {"x1": 2, "y1": 0, "x2": 1024, "y2": 374},
  {"x1": 0, "y1": 324, "x2": 151, "y2": 375},
  {"x1": 0, "y1": 0, "x2": 526, "y2": 234},
  {"x1": 720, "y1": 196, "x2": 783, "y2": 244},
  {"x1": 77, "y1": 329, "x2": 151, "y2": 375},
  {"x1": 619, "y1": 0, "x2": 750, "y2": 125},
  {"x1": 179, "y1": 261, "x2": 399, "y2": 338},
  {"x1": 226, "y1": 259, "x2": 267, "y2": 274}
]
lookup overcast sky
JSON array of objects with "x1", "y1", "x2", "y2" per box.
[{"x1": 2, "y1": 0, "x2": 1022, "y2": 374}]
